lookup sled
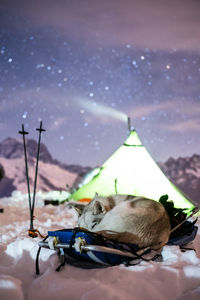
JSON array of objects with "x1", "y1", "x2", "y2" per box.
[{"x1": 36, "y1": 222, "x2": 198, "y2": 274}]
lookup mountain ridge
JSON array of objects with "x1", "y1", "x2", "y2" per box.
[
  {"x1": 159, "y1": 154, "x2": 200, "y2": 205},
  {"x1": 0, "y1": 137, "x2": 91, "y2": 174},
  {"x1": 0, "y1": 137, "x2": 199, "y2": 204},
  {"x1": 0, "y1": 137, "x2": 91, "y2": 197}
]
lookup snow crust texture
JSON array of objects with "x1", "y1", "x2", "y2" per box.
[{"x1": 0, "y1": 191, "x2": 200, "y2": 300}]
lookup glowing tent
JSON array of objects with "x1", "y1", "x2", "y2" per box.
[{"x1": 70, "y1": 130, "x2": 195, "y2": 213}]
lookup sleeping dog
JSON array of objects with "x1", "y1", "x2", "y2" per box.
[{"x1": 68, "y1": 194, "x2": 170, "y2": 250}]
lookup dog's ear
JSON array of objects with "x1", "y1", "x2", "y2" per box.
[
  {"x1": 89, "y1": 192, "x2": 99, "y2": 204},
  {"x1": 93, "y1": 200, "x2": 104, "y2": 215},
  {"x1": 67, "y1": 202, "x2": 86, "y2": 216}
]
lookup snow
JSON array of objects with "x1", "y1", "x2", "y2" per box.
[
  {"x1": 0, "y1": 156, "x2": 77, "y2": 193},
  {"x1": 186, "y1": 168, "x2": 200, "y2": 178},
  {"x1": 0, "y1": 191, "x2": 200, "y2": 300}
]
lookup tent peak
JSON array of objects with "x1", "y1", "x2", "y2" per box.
[{"x1": 125, "y1": 130, "x2": 142, "y2": 146}]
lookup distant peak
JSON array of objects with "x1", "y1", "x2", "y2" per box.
[{"x1": 0, "y1": 137, "x2": 53, "y2": 163}]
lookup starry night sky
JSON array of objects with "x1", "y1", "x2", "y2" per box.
[{"x1": 0, "y1": 0, "x2": 200, "y2": 167}]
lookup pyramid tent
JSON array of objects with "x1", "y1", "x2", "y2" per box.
[{"x1": 70, "y1": 130, "x2": 195, "y2": 213}]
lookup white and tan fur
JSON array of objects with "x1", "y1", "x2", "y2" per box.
[{"x1": 69, "y1": 194, "x2": 170, "y2": 250}]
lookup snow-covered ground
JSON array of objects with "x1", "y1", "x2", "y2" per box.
[{"x1": 0, "y1": 191, "x2": 200, "y2": 300}]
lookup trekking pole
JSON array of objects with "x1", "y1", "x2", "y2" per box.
[
  {"x1": 31, "y1": 121, "x2": 46, "y2": 234},
  {"x1": 19, "y1": 124, "x2": 33, "y2": 230}
]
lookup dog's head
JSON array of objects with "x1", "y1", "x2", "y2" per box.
[{"x1": 77, "y1": 193, "x2": 112, "y2": 231}]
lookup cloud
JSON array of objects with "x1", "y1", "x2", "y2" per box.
[
  {"x1": 49, "y1": 117, "x2": 66, "y2": 130},
  {"x1": 74, "y1": 98, "x2": 200, "y2": 130},
  {"x1": 127, "y1": 100, "x2": 200, "y2": 133},
  {"x1": 0, "y1": 123, "x2": 6, "y2": 131},
  {"x1": 1, "y1": 0, "x2": 200, "y2": 51},
  {"x1": 127, "y1": 101, "x2": 176, "y2": 119},
  {"x1": 128, "y1": 99, "x2": 200, "y2": 119},
  {"x1": 162, "y1": 119, "x2": 200, "y2": 133},
  {"x1": 1, "y1": 87, "x2": 70, "y2": 111},
  {"x1": 77, "y1": 98, "x2": 128, "y2": 124}
]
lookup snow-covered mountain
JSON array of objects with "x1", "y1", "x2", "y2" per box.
[
  {"x1": 159, "y1": 154, "x2": 200, "y2": 205},
  {"x1": 0, "y1": 137, "x2": 91, "y2": 197},
  {"x1": 0, "y1": 137, "x2": 199, "y2": 205}
]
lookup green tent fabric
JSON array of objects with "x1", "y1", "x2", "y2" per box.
[{"x1": 70, "y1": 130, "x2": 195, "y2": 213}]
